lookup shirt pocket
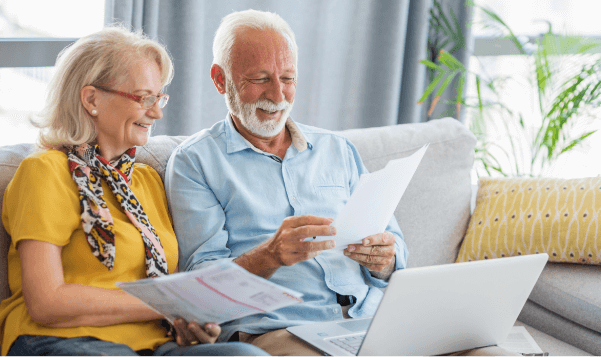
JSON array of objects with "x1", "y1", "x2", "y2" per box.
[{"x1": 313, "y1": 182, "x2": 347, "y2": 199}]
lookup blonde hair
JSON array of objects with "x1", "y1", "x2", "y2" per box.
[
  {"x1": 212, "y1": 9, "x2": 298, "y2": 76},
  {"x1": 35, "y1": 25, "x2": 174, "y2": 150}
]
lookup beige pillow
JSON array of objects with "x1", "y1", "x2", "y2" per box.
[{"x1": 457, "y1": 177, "x2": 601, "y2": 265}]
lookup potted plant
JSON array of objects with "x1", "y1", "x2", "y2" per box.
[{"x1": 420, "y1": 1, "x2": 601, "y2": 177}]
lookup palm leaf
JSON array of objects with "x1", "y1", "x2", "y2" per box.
[
  {"x1": 560, "y1": 131, "x2": 597, "y2": 154},
  {"x1": 418, "y1": 71, "x2": 446, "y2": 103}
]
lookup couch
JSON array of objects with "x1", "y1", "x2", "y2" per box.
[{"x1": 0, "y1": 118, "x2": 598, "y2": 355}]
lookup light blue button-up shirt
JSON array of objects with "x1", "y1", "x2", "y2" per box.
[{"x1": 165, "y1": 115, "x2": 408, "y2": 341}]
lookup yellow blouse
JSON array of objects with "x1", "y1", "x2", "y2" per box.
[{"x1": 0, "y1": 150, "x2": 178, "y2": 355}]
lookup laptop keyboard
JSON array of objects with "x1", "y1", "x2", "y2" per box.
[{"x1": 328, "y1": 333, "x2": 366, "y2": 354}]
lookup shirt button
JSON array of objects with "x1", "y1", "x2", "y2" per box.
[
  {"x1": 333, "y1": 308, "x2": 338, "y2": 313},
  {"x1": 291, "y1": 196, "x2": 296, "y2": 201}
]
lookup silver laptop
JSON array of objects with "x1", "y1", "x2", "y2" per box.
[{"x1": 287, "y1": 253, "x2": 548, "y2": 356}]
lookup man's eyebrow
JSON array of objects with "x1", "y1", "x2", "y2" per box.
[{"x1": 245, "y1": 70, "x2": 270, "y2": 77}]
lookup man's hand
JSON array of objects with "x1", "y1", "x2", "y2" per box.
[
  {"x1": 172, "y1": 319, "x2": 221, "y2": 346},
  {"x1": 344, "y1": 231, "x2": 396, "y2": 280},
  {"x1": 234, "y1": 215, "x2": 337, "y2": 279}
]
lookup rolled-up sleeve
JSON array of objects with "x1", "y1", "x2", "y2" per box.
[{"x1": 165, "y1": 146, "x2": 234, "y2": 271}]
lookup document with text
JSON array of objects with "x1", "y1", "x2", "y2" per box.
[
  {"x1": 313, "y1": 144, "x2": 429, "y2": 251},
  {"x1": 116, "y1": 261, "x2": 303, "y2": 324}
]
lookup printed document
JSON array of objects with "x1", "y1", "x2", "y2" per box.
[
  {"x1": 116, "y1": 261, "x2": 303, "y2": 324},
  {"x1": 313, "y1": 144, "x2": 429, "y2": 251}
]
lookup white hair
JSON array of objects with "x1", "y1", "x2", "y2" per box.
[
  {"x1": 212, "y1": 9, "x2": 298, "y2": 76},
  {"x1": 34, "y1": 25, "x2": 174, "y2": 150}
]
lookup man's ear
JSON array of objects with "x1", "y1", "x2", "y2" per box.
[
  {"x1": 80, "y1": 86, "x2": 99, "y2": 116},
  {"x1": 210, "y1": 64, "x2": 227, "y2": 94}
]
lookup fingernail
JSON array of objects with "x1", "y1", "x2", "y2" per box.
[
  {"x1": 348, "y1": 245, "x2": 355, "y2": 252},
  {"x1": 344, "y1": 251, "x2": 350, "y2": 256},
  {"x1": 327, "y1": 218, "x2": 334, "y2": 223},
  {"x1": 364, "y1": 239, "x2": 370, "y2": 245},
  {"x1": 206, "y1": 323, "x2": 215, "y2": 329},
  {"x1": 330, "y1": 226, "x2": 336, "y2": 235}
]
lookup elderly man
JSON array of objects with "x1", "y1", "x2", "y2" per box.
[{"x1": 164, "y1": 9, "x2": 408, "y2": 355}]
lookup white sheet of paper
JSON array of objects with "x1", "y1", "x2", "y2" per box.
[
  {"x1": 313, "y1": 144, "x2": 428, "y2": 251},
  {"x1": 116, "y1": 261, "x2": 303, "y2": 324}
]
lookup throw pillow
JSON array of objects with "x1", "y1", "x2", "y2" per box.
[{"x1": 457, "y1": 177, "x2": 601, "y2": 265}]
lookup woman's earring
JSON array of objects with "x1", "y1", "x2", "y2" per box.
[{"x1": 91, "y1": 109, "x2": 98, "y2": 116}]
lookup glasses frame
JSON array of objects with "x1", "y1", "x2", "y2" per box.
[{"x1": 94, "y1": 86, "x2": 169, "y2": 109}]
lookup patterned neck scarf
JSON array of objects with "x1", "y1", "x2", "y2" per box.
[{"x1": 66, "y1": 144, "x2": 168, "y2": 278}]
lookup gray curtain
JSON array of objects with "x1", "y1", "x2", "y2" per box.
[{"x1": 105, "y1": 0, "x2": 473, "y2": 135}]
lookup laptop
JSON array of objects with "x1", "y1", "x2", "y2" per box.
[{"x1": 287, "y1": 253, "x2": 548, "y2": 356}]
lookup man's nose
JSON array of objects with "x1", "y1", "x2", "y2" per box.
[{"x1": 265, "y1": 79, "x2": 285, "y2": 103}]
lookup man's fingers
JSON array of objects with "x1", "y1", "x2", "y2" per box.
[
  {"x1": 281, "y1": 215, "x2": 334, "y2": 229},
  {"x1": 344, "y1": 251, "x2": 391, "y2": 265},
  {"x1": 286, "y1": 225, "x2": 336, "y2": 241},
  {"x1": 306, "y1": 240, "x2": 336, "y2": 252},
  {"x1": 346, "y1": 244, "x2": 394, "y2": 257},
  {"x1": 362, "y1": 232, "x2": 395, "y2": 246}
]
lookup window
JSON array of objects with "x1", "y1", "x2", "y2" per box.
[
  {"x1": 0, "y1": 0, "x2": 105, "y2": 145},
  {"x1": 468, "y1": 0, "x2": 601, "y2": 178}
]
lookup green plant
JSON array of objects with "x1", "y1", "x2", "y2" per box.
[
  {"x1": 420, "y1": 3, "x2": 601, "y2": 177},
  {"x1": 422, "y1": 0, "x2": 467, "y2": 118}
]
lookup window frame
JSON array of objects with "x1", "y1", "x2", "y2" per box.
[{"x1": 473, "y1": 36, "x2": 601, "y2": 56}]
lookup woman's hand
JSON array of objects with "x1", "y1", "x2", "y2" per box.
[{"x1": 172, "y1": 318, "x2": 221, "y2": 346}]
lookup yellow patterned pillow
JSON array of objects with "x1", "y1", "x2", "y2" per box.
[{"x1": 457, "y1": 177, "x2": 601, "y2": 265}]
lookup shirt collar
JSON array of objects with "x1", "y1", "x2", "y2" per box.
[{"x1": 224, "y1": 113, "x2": 312, "y2": 155}]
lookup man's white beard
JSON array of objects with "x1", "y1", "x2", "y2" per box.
[{"x1": 225, "y1": 79, "x2": 293, "y2": 138}]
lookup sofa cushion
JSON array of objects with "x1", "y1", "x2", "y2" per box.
[
  {"x1": 341, "y1": 118, "x2": 476, "y2": 268},
  {"x1": 519, "y1": 300, "x2": 601, "y2": 356},
  {"x1": 529, "y1": 262, "x2": 601, "y2": 335},
  {"x1": 457, "y1": 177, "x2": 601, "y2": 265},
  {"x1": 137, "y1": 135, "x2": 187, "y2": 181}
]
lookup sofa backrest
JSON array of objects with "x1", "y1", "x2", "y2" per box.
[
  {"x1": 0, "y1": 118, "x2": 476, "y2": 302},
  {"x1": 0, "y1": 144, "x2": 35, "y2": 302}
]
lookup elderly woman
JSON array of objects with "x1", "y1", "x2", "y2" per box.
[{"x1": 0, "y1": 27, "x2": 267, "y2": 356}]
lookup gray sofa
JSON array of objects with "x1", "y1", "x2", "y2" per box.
[{"x1": 0, "y1": 118, "x2": 598, "y2": 355}]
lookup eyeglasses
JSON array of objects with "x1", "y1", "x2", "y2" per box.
[{"x1": 95, "y1": 86, "x2": 169, "y2": 109}]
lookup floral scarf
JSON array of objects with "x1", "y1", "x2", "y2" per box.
[{"x1": 66, "y1": 144, "x2": 168, "y2": 278}]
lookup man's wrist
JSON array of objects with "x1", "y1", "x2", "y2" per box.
[
  {"x1": 233, "y1": 244, "x2": 281, "y2": 279},
  {"x1": 369, "y1": 256, "x2": 396, "y2": 281}
]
